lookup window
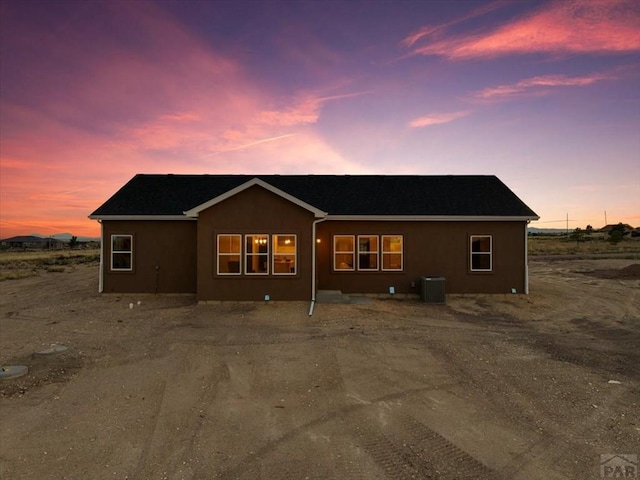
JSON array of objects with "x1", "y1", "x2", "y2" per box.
[
  {"x1": 245, "y1": 234, "x2": 269, "y2": 275},
  {"x1": 470, "y1": 235, "x2": 492, "y2": 271},
  {"x1": 217, "y1": 233, "x2": 297, "y2": 277},
  {"x1": 358, "y1": 235, "x2": 378, "y2": 270},
  {"x1": 111, "y1": 235, "x2": 133, "y2": 271},
  {"x1": 273, "y1": 234, "x2": 296, "y2": 275},
  {"x1": 217, "y1": 234, "x2": 241, "y2": 275},
  {"x1": 334, "y1": 235, "x2": 404, "y2": 272},
  {"x1": 381, "y1": 235, "x2": 403, "y2": 271},
  {"x1": 334, "y1": 235, "x2": 355, "y2": 271}
]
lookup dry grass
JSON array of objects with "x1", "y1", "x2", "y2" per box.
[
  {"x1": 528, "y1": 235, "x2": 640, "y2": 256},
  {"x1": 0, "y1": 249, "x2": 100, "y2": 281}
]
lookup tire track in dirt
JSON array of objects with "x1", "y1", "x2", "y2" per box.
[
  {"x1": 213, "y1": 383, "x2": 500, "y2": 479},
  {"x1": 414, "y1": 319, "x2": 636, "y2": 479},
  {"x1": 382, "y1": 410, "x2": 497, "y2": 479},
  {"x1": 132, "y1": 344, "x2": 230, "y2": 479}
]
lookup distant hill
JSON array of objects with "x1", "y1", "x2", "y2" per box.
[
  {"x1": 29, "y1": 233, "x2": 100, "y2": 243},
  {"x1": 528, "y1": 228, "x2": 567, "y2": 234}
]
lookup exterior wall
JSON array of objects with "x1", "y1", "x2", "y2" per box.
[
  {"x1": 102, "y1": 220, "x2": 197, "y2": 293},
  {"x1": 316, "y1": 221, "x2": 527, "y2": 295},
  {"x1": 196, "y1": 186, "x2": 315, "y2": 301},
  {"x1": 100, "y1": 213, "x2": 527, "y2": 298}
]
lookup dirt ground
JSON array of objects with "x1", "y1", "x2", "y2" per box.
[{"x1": 1, "y1": 258, "x2": 638, "y2": 480}]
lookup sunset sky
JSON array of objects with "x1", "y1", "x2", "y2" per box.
[{"x1": 1, "y1": 0, "x2": 639, "y2": 238}]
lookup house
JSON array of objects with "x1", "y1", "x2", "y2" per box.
[
  {"x1": 89, "y1": 174, "x2": 539, "y2": 303},
  {"x1": 599, "y1": 223, "x2": 634, "y2": 234},
  {"x1": 0, "y1": 235, "x2": 64, "y2": 250}
]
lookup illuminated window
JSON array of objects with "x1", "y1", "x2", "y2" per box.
[
  {"x1": 357, "y1": 235, "x2": 378, "y2": 271},
  {"x1": 334, "y1": 235, "x2": 355, "y2": 271},
  {"x1": 217, "y1": 234, "x2": 241, "y2": 275},
  {"x1": 245, "y1": 234, "x2": 269, "y2": 275},
  {"x1": 470, "y1": 235, "x2": 492, "y2": 271},
  {"x1": 111, "y1": 235, "x2": 133, "y2": 271},
  {"x1": 273, "y1": 234, "x2": 296, "y2": 275},
  {"x1": 381, "y1": 235, "x2": 403, "y2": 271}
]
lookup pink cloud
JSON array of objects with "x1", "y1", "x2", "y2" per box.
[
  {"x1": 207, "y1": 134, "x2": 297, "y2": 156},
  {"x1": 256, "y1": 91, "x2": 372, "y2": 127},
  {"x1": 0, "y1": 2, "x2": 367, "y2": 238},
  {"x1": 402, "y1": 1, "x2": 509, "y2": 48},
  {"x1": 405, "y1": 0, "x2": 640, "y2": 59},
  {"x1": 474, "y1": 72, "x2": 612, "y2": 100},
  {"x1": 257, "y1": 100, "x2": 321, "y2": 127},
  {"x1": 408, "y1": 111, "x2": 471, "y2": 128}
]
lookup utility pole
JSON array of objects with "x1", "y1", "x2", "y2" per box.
[
  {"x1": 604, "y1": 210, "x2": 607, "y2": 226},
  {"x1": 566, "y1": 213, "x2": 569, "y2": 235}
]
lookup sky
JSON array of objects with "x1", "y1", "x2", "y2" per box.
[{"x1": 1, "y1": 0, "x2": 639, "y2": 239}]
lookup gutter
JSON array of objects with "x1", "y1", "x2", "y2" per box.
[
  {"x1": 525, "y1": 220, "x2": 530, "y2": 294},
  {"x1": 309, "y1": 216, "x2": 327, "y2": 316},
  {"x1": 98, "y1": 220, "x2": 104, "y2": 293}
]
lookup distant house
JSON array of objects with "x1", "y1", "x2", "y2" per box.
[
  {"x1": 599, "y1": 224, "x2": 634, "y2": 234},
  {"x1": 89, "y1": 174, "x2": 539, "y2": 301},
  {"x1": 0, "y1": 235, "x2": 64, "y2": 250}
]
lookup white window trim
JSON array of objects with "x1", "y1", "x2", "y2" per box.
[
  {"x1": 357, "y1": 235, "x2": 379, "y2": 271},
  {"x1": 272, "y1": 234, "x2": 297, "y2": 276},
  {"x1": 217, "y1": 234, "x2": 242, "y2": 276},
  {"x1": 244, "y1": 234, "x2": 269, "y2": 275},
  {"x1": 470, "y1": 235, "x2": 492, "y2": 272},
  {"x1": 334, "y1": 235, "x2": 355, "y2": 271},
  {"x1": 381, "y1": 235, "x2": 403, "y2": 272},
  {"x1": 111, "y1": 234, "x2": 133, "y2": 272}
]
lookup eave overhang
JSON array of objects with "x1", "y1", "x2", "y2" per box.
[
  {"x1": 89, "y1": 214, "x2": 539, "y2": 222},
  {"x1": 326, "y1": 215, "x2": 540, "y2": 222},
  {"x1": 88, "y1": 215, "x2": 194, "y2": 221}
]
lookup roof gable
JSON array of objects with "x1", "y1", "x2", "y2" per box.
[
  {"x1": 183, "y1": 178, "x2": 327, "y2": 218},
  {"x1": 90, "y1": 174, "x2": 539, "y2": 220}
]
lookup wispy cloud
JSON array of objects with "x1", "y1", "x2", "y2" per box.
[
  {"x1": 402, "y1": 1, "x2": 508, "y2": 48},
  {"x1": 0, "y1": 2, "x2": 368, "y2": 237},
  {"x1": 408, "y1": 110, "x2": 471, "y2": 128},
  {"x1": 404, "y1": 0, "x2": 640, "y2": 59},
  {"x1": 207, "y1": 134, "x2": 296, "y2": 156},
  {"x1": 474, "y1": 72, "x2": 612, "y2": 100},
  {"x1": 257, "y1": 90, "x2": 372, "y2": 127}
]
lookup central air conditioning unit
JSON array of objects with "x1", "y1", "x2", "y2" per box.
[{"x1": 420, "y1": 276, "x2": 446, "y2": 304}]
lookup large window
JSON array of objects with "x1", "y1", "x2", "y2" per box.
[
  {"x1": 333, "y1": 234, "x2": 403, "y2": 272},
  {"x1": 245, "y1": 234, "x2": 269, "y2": 275},
  {"x1": 470, "y1": 235, "x2": 492, "y2": 271},
  {"x1": 273, "y1": 234, "x2": 296, "y2": 275},
  {"x1": 216, "y1": 234, "x2": 296, "y2": 276},
  {"x1": 334, "y1": 235, "x2": 355, "y2": 271},
  {"x1": 111, "y1": 235, "x2": 133, "y2": 271},
  {"x1": 382, "y1": 235, "x2": 403, "y2": 271},
  {"x1": 358, "y1": 235, "x2": 378, "y2": 271},
  {"x1": 217, "y1": 234, "x2": 242, "y2": 275}
]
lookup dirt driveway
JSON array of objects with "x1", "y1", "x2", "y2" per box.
[{"x1": 1, "y1": 258, "x2": 638, "y2": 479}]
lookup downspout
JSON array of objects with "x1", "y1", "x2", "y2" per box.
[
  {"x1": 98, "y1": 220, "x2": 104, "y2": 293},
  {"x1": 524, "y1": 220, "x2": 530, "y2": 295},
  {"x1": 308, "y1": 216, "x2": 327, "y2": 316}
]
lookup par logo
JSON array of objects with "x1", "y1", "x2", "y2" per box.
[{"x1": 601, "y1": 454, "x2": 638, "y2": 478}]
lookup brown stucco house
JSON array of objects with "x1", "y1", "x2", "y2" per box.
[{"x1": 89, "y1": 174, "x2": 539, "y2": 305}]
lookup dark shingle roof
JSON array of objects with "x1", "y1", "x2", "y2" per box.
[{"x1": 90, "y1": 174, "x2": 538, "y2": 218}]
